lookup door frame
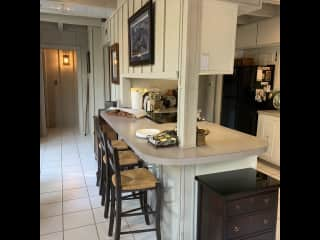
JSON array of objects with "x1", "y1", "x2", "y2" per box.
[{"x1": 40, "y1": 44, "x2": 83, "y2": 134}]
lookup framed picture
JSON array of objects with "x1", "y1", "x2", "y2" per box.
[
  {"x1": 128, "y1": 0, "x2": 154, "y2": 66},
  {"x1": 109, "y1": 43, "x2": 119, "y2": 84}
]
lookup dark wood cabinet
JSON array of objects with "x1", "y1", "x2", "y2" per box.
[{"x1": 195, "y1": 168, "x2": 280, "y2": 240}]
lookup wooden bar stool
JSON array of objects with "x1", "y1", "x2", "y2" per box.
[
  {"x1": 104, "y1": 138, "x2": 161, "y2": 240},
  {"x1": 98, "y1": 128, "x2": 142, "y2": 217}
]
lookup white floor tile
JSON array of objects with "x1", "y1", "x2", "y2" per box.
[
  {"x1": 63, "y1": 198, "x2": 91, "y2": 214},
  {"x1": 96, "y1": 220, "x2": 133, "y2": 240},
  {"x1": 40, "y1": 202, "x2": 62, "y2": 218},
  {"x1": 92, "y1": 207, "x2": 107, "y2": 223},
  {"x1": 63, "y1": 210, "x2": 95, "y2": 230},
  {"x1": 64, "y1": 225, "x2": 99, "y2": 240},
  {"x1": 89, "y1": 195, "x2": 103, "y2": 209},
  {"x1": 85, "y1": 176, "x2": 97, "y2": 187},
  {"x1": 87, "y1": 186, "x2": 100, "y2": 198},
  {"x1": 40, "y1": 232, "x2": 63, "y2": 240},
  {"x1": 40, "y1": 183, "x2": 62, "y2": 194},
  {"x1": 63, "y1": 178, "x2": 86, "y2": 190},
  {"x1": 134, "y1": 231, "x2": 157, "y2": 240},
  {"x1": 63, "y1": 187, "x2": 88, "y2": 201},
  {"x1": 40, "y1": 215, "x2": 63, "y2": 235},
  {"x1": 40, "y1": 191, "x2": 62, "y2": 204}
]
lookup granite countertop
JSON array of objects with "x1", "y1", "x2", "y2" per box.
[
  {"x1": 100, "y1": 112, "x2": 267, "y2": 166},
  {"x1": 257, "y1": 110, "x2": 280, "y2": 117}
]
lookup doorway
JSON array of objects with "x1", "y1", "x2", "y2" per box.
[{"x1": 42, "y1": 48, "x2": 79, "y2": 130}]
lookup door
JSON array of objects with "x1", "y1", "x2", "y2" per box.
[{"x1": 43, "y1": 48, "x2": 78, "y2": 128}]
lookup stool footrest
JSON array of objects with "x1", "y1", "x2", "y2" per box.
[
  {"x1": 122, "y1": 211, "x2": 156, "y2": 217},
  {"x1": 120, "y1": 228, "x2": 156, "y2": 235},
  {"x1": 121, "y1": 207, "x2": 141, "y2": 215}
]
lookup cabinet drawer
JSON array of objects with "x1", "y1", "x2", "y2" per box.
[
  {"x1": 227, "y1": 211, "x2": 275, "y2": 239},
  {"x1": 227, "y1": 192, "x2": 277, "y2": 216}
]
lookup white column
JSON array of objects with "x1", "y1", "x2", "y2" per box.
[{"x1": 177, "y1": 0, "x2": 202, "y2": 148}]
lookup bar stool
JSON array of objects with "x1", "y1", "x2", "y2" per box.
[{"x1": 104, "y1": 137, "x2": 161, "y2": 240}]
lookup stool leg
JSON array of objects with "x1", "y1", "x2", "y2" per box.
[
  {"x1": 141, "y1": 191, "x2": 150, "y2": 225},
  {"x1": 115, "y1": 188, "x2": 122, "y2": 240},
  {"x1": 108, "y1": 186, "x2": 115, "y2": 237},
  {"x1": 104, "y1": 169, "x2": 111, "y2": 218},
  {"x1": 155, "y1": 184, "x2": 161, "y2": 240},
  {"x1": 99, "y1": 162, "x2": 105, "y2": 196},
  {"x1": 96, "y1": 155, "x2": 101, "y2": 186}
]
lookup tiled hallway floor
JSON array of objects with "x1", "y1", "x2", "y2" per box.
[{"x1": 40, "y1": 128, "x2": 156, "y2": 240}]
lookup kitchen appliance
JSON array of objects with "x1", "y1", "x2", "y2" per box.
[
  {"x1": 131, "y1": 88, "x2": 147, "y2": 110},
  {"x1": 146, "y1": 108, "x2": 177, "y2": 124},
  {"x1": 221, "y1": 65, "x2": 275, "y2": 135}
]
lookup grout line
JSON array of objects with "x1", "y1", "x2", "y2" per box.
[{"x1": 73, "y1": 128, "x2": 101, "y2": 240}]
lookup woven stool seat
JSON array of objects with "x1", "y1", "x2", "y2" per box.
[
  {"x1": 112, "y1": 168, "x2": 158, "y2": 191},
  {"x1": 103, "y1": 150, "x2": 139, "y2": 166}
]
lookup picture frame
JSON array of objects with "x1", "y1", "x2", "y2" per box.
[
  {"x1": 109, "y1": 43, "x2": 120, "y2": 84},
  {"x1": 128, "y1": 0, "x2": 154, "y2": 66}
]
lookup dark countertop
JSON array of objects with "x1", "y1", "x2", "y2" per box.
[{"x1": 195, "y1": 168, "x2": 280, "y2": 197}]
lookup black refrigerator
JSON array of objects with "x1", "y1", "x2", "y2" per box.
[{"x1": 221, "y1": 65, "x2": 275, "y2": 136}]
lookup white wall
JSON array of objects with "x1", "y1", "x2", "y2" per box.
[{"x1": 40, "y1": 22, "x2": 89, "y2": 134}]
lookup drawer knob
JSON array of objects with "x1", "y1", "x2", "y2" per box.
[
  {"x1": 263, "y1": 219, "x2": 269, "y2": 225},
  {"x1": 233, "y1": 226, "x2": 240, "y2": 232},
  {"x1": 264, "y1": 198, "x2": 270, "y2": 204},
  {"x1": 235, "y1": 204, "x2": 240, "y2": 210}
]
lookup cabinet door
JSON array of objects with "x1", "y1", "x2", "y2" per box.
[
  {"x1": 200, "y1": 0, "x2": 238, "y2": 75},
  {"x1": 270, "y1": 119, "x2": 280, "y2": 166},
  {"x1": 236, "y1": 23, "x2": 258, "y2": 49},
  {"x1": 257, "y1": 16, "x2": 280, "y2": 46},
  {"x1": 257, "y1": 115, "x2": 277, "y2": 162}
]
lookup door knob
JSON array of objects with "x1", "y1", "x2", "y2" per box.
[{"x1": 54, "y1": 80, "x2": 58, "y2": 86}]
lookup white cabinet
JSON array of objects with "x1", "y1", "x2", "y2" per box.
[
  {"x1": 257, "y1": 16, "x2": 280, "y2": 46},
  {"x1": 236, "y1": 16, "x2": 280, "y2": 49},
  {"x1": 256, "y1": 112, "x2": 280, "y2": 166},
  {"x1": 236, "y1": 23, "x2": 258, "y2": 49},
  {"x1": 200, "y1": 0, "x2": 238, "y2": 75}
]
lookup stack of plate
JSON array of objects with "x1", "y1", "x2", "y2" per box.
[{"x1": 135, "y1": 129, "x2": 160, "y2": 139}]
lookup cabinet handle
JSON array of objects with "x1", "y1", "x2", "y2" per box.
[
  {"x1": 233, "y1": 226, "x2": 240, "y2": 232},
  {"x1": 263, "y1": 219, "x2": 269, "y2": 225},
  {"x1": 235, "y1": 204, "x2": 240, "y2": 210},
  {"x1": 264, "y1": 198, "x2": 270, "y2": 204}
]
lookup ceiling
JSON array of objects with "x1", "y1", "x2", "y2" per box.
[{"x1": 40, "y1": 0, "x2": 116, "y2": 19}]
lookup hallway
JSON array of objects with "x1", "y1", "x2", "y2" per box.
[{"x1": 40, "y1": 129, "x2": 155, "y2": 240}]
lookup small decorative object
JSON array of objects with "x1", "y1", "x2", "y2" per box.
[
  {"x1": 147, "y1": 130, "x2": 178, "y2": 148},
  {"x1": 273, "y1": 91, "x2": 280, "y2": 110},
  {"x1": 128, "y1": 0, "x2": 154, "y2": 66},
  {"x1": 109, "y1": 43, "x2": 119, "y2": 84},
  {"x1": 196, "y1": 128, "x2": 210, "y2": 146}
]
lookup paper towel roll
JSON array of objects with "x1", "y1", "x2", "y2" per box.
[{"x1": 131, "y1": 88, "x2": 146, "y2": 110}]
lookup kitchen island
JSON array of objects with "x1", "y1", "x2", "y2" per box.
[{"x1": 100, "y1": 111, "x2": 267, "y2": 240}]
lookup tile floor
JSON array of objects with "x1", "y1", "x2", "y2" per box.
[
  {"x1": 41, "y1": 128, "x2": 280, "y2": 240},
  {"x1": 40, "y1": 128, "x2": 156, "y2": 240}
]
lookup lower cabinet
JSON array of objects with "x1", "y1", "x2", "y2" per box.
[
  {"x1": 256, "y1": 113, "x2": 280, "y2": 166},
  {"x1": 196, "y1": 169, "x2": 280, "y2": 240}
]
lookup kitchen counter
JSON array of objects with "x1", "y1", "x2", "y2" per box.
[
  {"x1": 100, "y1": 111, "x2": 267, "y2": 166},
  {"x1": 100, "y1": 111, "x2": 268, "y2": 240},
  {"x1": 258, "y1": 110, "x2": 280, "y2": 117}
]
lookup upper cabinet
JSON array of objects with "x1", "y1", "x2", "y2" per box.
[
  {"x1": 200, "y1": 0, "x2": 238, "y2": 75},
  {"x1": 257, "y1": 16, "x2": 280, "y2": 46},
  {"x1": 236, "y1": 23, "x2": 257, "y2": 49},
  {"x1": 236, "y1": 16, "x2": 280, "y2": 49}
]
